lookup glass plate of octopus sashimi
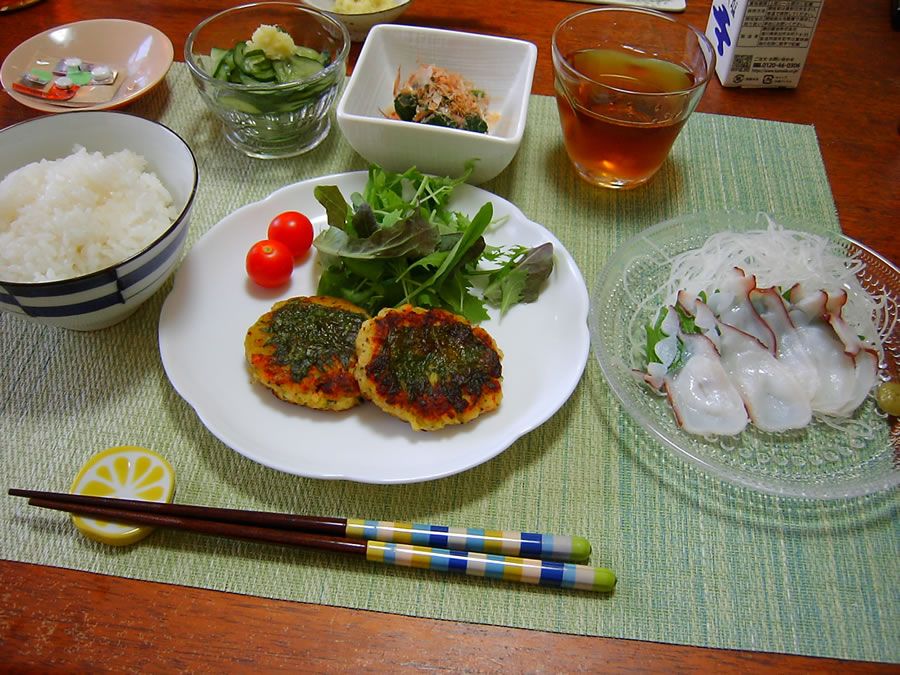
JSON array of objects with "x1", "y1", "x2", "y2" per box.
[
  {"x1": 159, "y1": 170, "x2": 590, "y2": 484},
  {"x1": 590, "y1": 210, "x2": 900, "y2": 500}
]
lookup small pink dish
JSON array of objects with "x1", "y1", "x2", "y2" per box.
[{"x1": 1, "y1": 18, "x2": 174, "y2": 113}]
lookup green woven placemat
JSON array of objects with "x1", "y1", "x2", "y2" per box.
[{"x1": 2, "y1": 63, "x2": 897, "y2": 663}]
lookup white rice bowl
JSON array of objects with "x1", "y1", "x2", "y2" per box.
[
  {"x1": 0, "y1": 110, "x2": 197, "y2": 331},
  {"x1": 0, "y1": 146, "x2": 177, "y2": 283}
]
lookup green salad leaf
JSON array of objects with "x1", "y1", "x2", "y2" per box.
[
  {"x1": 312, "y1": 210, "x2": 440, "y2": 259},
  {"x1": 644, "y1": 308, "x2": 670, "y2": 366},
  {"x1": 643, "y1": 291, "x2": 708, "y2": 372},
  {"x1": 482, "y1": 242, "x2": 555, "y2": 316},
  {"x1": 311, "y1": 163, "x2": 554, "y2": 323}
]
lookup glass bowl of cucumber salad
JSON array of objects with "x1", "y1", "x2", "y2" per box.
[{"x1": 185, "y1": 2, "x2": 350, "y2": 158}]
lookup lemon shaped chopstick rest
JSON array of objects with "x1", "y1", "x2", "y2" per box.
[{"x1": 69, "y1": 446, "x2": 175, "y2": 546}]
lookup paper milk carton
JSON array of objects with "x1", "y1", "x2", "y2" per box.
[{"x1": 705, "y1": 0, "x2": 825, "y2": 88}]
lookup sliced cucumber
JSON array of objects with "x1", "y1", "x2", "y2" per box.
[
  {"x1": 213, "y1": 50, "x2": 236, "y2": 81},
  {"x1": 205, "y1": 36, "x2": 336, "y2": 115},
  {"x1": 293, "y1": 45, "x2": 323, "y2": 62},
  {"x1": 206, "y1": 47, "x2": 230, "y2": 77},
  {"x1": 240, "y1": 48, "x2": 276, "y2": 80},
  {"x1": 217, "y1": 95, "x2": 263, "y2": 114},
  {"x1": 232, "y1": 41, "x2": 248, "y2": 72},
  {"x1": 273, "y1": 55, "x2": 323, "y2": 83}
]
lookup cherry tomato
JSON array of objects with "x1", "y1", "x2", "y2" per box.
[
  {"x1": 267, "y1": 211, "x2": 314, "y2": 258},
  {"x1": 246, "y1": 239, "x2": 294, "y2": 288}
]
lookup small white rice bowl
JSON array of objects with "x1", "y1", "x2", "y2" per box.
[
  {"x1": 0, "y1": 146, "x2": 177, "y2": 283},
  {"x1": 303, "y1": 0, "x2": 412, "y2": 42},
  {"x1": 333, "y1": 0, "x2": 401, "y2": 12},
  {"x1": 0, "y1": 111, "x2": 197, "y2": 331}
]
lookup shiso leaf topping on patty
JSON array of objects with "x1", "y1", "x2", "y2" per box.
[
  {"x1": 266, "y1": 299, "x2": 367, "y2": 382},
  {"x1": 373, "y1": 313, "x2": 501, "y2": 406}
]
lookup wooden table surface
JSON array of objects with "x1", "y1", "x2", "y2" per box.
[{"x1": 1, "y1": 1, "x2": 898, "y2": 672}]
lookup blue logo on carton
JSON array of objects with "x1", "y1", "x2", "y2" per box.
[{"x1": 711, "y1": 4, "x2": 731, "y2": 56}]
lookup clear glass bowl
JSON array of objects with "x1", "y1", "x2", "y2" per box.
[
  {"x1": 185, "y1": 2, "x2": 349, "y2": 159},
  {"x1": 590, "y1": 211, "x2": 900, "y2": 499}
]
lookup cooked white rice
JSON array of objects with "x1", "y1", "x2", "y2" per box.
[{"x1": 0, "y1": 145, "x2": 178, "y2": 283}]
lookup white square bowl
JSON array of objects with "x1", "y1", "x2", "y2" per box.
[{"x1": 336, "y1": 24, "x2": 537, "y2": 184}]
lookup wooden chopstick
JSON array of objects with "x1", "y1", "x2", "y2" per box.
[
  {"x1": 8, "y1": 489, "x2": 592, "y2": 562},
  {"x1": 9, "y1": 488, "x2": 346, "y2": 534},
  {"x1": 25, "y1": 495, "x2": 365, "y2": 554},
  {"x1": 8, "y1": 489, "x2": 616, "y2": 592}
]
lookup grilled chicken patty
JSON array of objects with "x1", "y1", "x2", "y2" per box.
[
  {"x1": 354, "y1": 305, "x2": 503, "y2": 431},
  {"x1": 245, "y1": 296, "x2": 369, "y2": 411}
]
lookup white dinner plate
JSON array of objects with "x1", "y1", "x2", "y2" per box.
[{"x1": 158, "y1": 172, "x2": 590, "y2": 483}]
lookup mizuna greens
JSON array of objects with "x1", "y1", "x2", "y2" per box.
[{"x1": 312, "y1": 164, "x2": 554, "y2": 323}]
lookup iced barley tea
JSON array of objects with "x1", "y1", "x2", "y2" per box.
[{"x1": 556, "y1": 48, "x2": 696, "y2": 188}]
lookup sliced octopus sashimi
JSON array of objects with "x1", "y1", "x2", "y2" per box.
[
  {"x1": 749, "y1": 286, "x2": 820, "y2": 395},
  {"x1": 715, "y1": 320, "x2": 813, "y2": 432},
  {"x1": 705, "y1": 268, "x2": 775, "y2": 352},
  {"x1": 832, "y1": 348, "x2": 879, "y2": 417},
  {"x1": 663, "y1": 331, "x2": 749, "y2": 436},
  {"x1": 788, "y1": 284, "x2": 879, "y2": 416}
]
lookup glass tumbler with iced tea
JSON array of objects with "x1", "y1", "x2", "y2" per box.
[{"x1": 552, "y1": 7, "x2": 715, "y2": 189}]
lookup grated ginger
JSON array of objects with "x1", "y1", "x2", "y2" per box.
[{"x1": 247, "y1": 24, "x2": 297, "y2": 60}]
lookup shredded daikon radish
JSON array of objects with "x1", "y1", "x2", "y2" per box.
[{"x1": 656, "y1": 215, "x2": 887, "y2": 352}]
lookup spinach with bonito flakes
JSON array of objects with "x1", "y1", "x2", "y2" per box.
[
  {"x1": 312, "y1": 163, "x2": 554, "y2": 324},
  {"x1": 385, "y1": 64, "x2": 492, "y2": 133}
]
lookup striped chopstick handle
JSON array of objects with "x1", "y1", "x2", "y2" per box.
[
  {"x1": 365, "y1": 541, "x2": 616, "y2": 592},
  {"x1": 345, "y1": 519, "x2": 592, "y2": 562}
]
